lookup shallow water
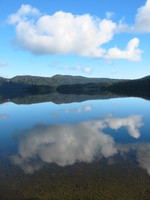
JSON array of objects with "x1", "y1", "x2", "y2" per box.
[{"x1": 0, "y1": 96, "x2": 150, "y2": 199}]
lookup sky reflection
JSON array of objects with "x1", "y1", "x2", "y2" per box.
[{"x1": 11, "y1": 114, "x2": 143, "y2": 174}]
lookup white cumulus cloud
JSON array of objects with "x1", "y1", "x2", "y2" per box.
[
  {"x1": 7, "y1": 4, "x2": 144, "y2": 62},
  {"x1": 116, "y1": 0, "x2": 150, "y2": 33},
  {"x1": 7, "y1": 4, "x2": 40, "y2": 24},
  {"x1": 105, "y1": 38, "x2": 143, "y2": 61},
  {"x1": 134, "y1": 0, "x2": 150, "y2": 33},
  {"x1": 8, "y1": 4, "x2": 116, "y2": 58}
]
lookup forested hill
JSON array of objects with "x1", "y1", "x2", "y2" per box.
[
  {"x1": 57, "y1": 75, "x2": 150, "y2": 92},
  {"x1": 0, "y1": 75, "x2": 123, "y2": 87},
  {"x1": 57, "y1": 75, "x2": 150, "y2": 100},
  {"x1": 0, "y1": 74, "x2": 150, "y2": 101},
  {"x1": 107, "y1": 75, "x2": 150, "y2": 97}
]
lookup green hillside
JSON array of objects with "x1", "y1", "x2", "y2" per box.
[{"x1": 0, "y1": 74, "x2": 122, "y2": 86}]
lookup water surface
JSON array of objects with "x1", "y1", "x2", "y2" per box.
[{"x1": 0, "y1": 96, "x2": 150, "y2": 199}]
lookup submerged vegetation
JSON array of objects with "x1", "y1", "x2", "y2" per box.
[{"x1": 0, "y1": 156, "x2": 150, "y2": 200}]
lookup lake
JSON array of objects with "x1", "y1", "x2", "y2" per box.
[{"x1": 0, "y1": 95, "x2": 150, "y2": 199}]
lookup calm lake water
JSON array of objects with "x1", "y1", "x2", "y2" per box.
[{"x1": 0, "y1": 96, "x2": 150, "y2": 199}]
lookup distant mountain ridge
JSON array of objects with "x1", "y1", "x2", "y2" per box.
[
  {"x1": 0, "y1": 74, "x2": 150, "y2": 103},
  {"x1": 0, "y1": 74, "x2": 124, "y2": 86},
  {"x1": 57, "y1": 75, "x2": 150, "y2": 100}
]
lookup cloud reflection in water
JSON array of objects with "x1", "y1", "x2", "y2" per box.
[
  {"x1": 0, "y1": 114, "x2": 8, "y2": 120},
  {"x1": 11, "y1": 115, "x2": 143, "y2": 174},
  {"x1": 118, "y1": 143, "x2": 150, "y2": 176}
]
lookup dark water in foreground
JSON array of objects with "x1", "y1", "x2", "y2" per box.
[{"x1": 0, "y1": 96, "x2": 150, "y2": 200}]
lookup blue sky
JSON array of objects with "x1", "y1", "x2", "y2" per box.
[{"x1": 0, "y1": 0, "x2": 150, "y2": 79}]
